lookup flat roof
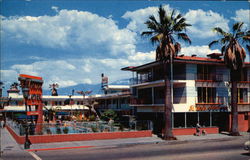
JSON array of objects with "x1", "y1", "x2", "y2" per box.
[{"x1": 121, "y1": 55, "x2": 250, "y2": 71}]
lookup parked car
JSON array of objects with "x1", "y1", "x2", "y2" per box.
[{"x1": 244, "y1": 141, "x2": 250, "y2": 151}]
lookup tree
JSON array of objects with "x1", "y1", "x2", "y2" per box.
[
  {"x1": 141, "y1": 5, "x2": 191, "y2": 140},
  {"x1": 100, "y1": 109, "x2": 117, "y2": 122},
  {"x1": 209, "y1": 22, "x2": 250, "y2": 136}
]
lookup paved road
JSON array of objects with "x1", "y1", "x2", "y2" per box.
[{"x1": 32, "y1": 137, "x2": 249, "y2": 160}]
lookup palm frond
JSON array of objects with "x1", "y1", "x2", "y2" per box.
[
  {"x1": 141, "y1": 31, "x2": 153, "y2": 37},
  {"x1": 208, "y1": 40, "x2": 219, "y2": 48},
  {"x1": 233, "y1": 22, "x2": 244, "y2": 33},
  {"x1": 158, "y1": 5, "x2": 166, "y2": 25},
  {"x1": 174, "y1": 42, "x2": 181, "y2": 56},
  {"x1": 177, "y1": 33, "x2": 191, "y2": 44},
  {"x1": 212, "y1": 27, "x2": 228, "y2": 37}
]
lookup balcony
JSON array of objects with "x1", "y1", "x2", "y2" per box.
[
  {"x1": 196, "y1": 74, "x2": 224, "y2": 82},
  {"x1": 130, "y1": 98, "x2": 154, "y2": 105}
]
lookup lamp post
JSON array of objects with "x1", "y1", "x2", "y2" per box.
[{"x1": 22, "y1": 87, "x2": 31, "y2": 149}]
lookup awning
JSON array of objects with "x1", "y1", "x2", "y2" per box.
[
  {"x1": 56, "y1": 112, "x2": 69, "y2": 116},
  {"x1": 16, "y1": 115, "x2": 36, "y2": 120}
]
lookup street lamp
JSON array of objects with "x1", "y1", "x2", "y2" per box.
[{"x1": 22, "y1": 87, "x2": 31, "y2": 149}]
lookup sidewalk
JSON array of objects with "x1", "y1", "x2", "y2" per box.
[
  {"x1": 0, "y1": 127, "x2": 33, "y2": 160},
  {"x1": 1, "y1": 126, "x2": 249, "y2": 159},
  {"x1": 24, "y1": 132, "x2": 249, "y2": 151}
]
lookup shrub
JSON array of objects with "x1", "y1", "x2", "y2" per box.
[
  {"x1": 63, "y1": 127, "x2": 69, "y2": 134},
  {"x1": 100, "y1": 109, "x2": 117, "y2": 121}
]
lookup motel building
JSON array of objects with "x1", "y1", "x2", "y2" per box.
[
  {"x1": 2, "y1": 83, "x2": 132, "y2": 122},
  {"x1": 122, "y1": 53, "x2": 250, "y2": 135}
]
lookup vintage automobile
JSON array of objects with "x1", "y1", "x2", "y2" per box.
[{"x1": 244, "y1": 141, "x2": 250, "y2": 151}]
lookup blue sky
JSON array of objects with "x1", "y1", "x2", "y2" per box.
[{"x1": 1, "y1": 0, "x2": 250, "y2": 91}]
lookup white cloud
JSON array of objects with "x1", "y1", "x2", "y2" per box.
[
  {"x1": 128, "y1": 51, "x2": 155, "y2": 61},
  {"x1": 231, "y1": 9, "x2": 250, "y2": 29},
  {"x1": 51, "y1": 6, "x2": 59, "y2": 13},
  {"x1": 82, "y1": 78, "x2": 92, "y2": 84},
  {"x1": 180, "y1": 45, "x2": 220, "y2": 57},
  {"x1": 122, "y1": 5, "x2": 174, "y2": 33},
  {"x1": 2, "y1": 9, "x2": 136, "y2": 56},
  {"x1": 185, "y1": 9, "x2": 229, "y2": 39}
]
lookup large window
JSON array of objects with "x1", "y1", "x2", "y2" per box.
[
  {"x1": 173, "y1": 113, "x2": 185, "y2": 128},
  {"x1": 197, "y1": 64, "x2": 216, "y2": 80},
  {"x1": 173, "y1": 64, "x2": 186, "y2": 80},
  {"x1": 154, "y1": 87, "x2": 164, "y2": 104},
  {"x1": 138, "y1": 88, "x2": 152, "y2": 104},
  {"x1": 197, "y1": 87, "x2": 216, "y2": 103},
  {"x1": 186, "y1": 113, "x2": 198, "y2": 127},
  {"x1": 173, "y1": 85, "x2": 187, "y2": 104}
]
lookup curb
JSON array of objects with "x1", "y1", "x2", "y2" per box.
[{"x1": 26, "y1": 145, "x2": 94, "y2": 152}]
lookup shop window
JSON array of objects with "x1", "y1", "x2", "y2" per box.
[
  {"x1": 186, "y1": 113, "x2": 198, "y2": 127},
  {"x1": 244, "y1": 113, "x2": 249, "y2": 120},
  {"x1": 174, "y1": 113, "x2": 185, "y2": 128},
  {"x1": 43, "y1": 101, "x2": 48, "y2": 106},
  {"x1": 238, "y1": 88, "x2": 248, "y2": 103},
  {"x1": 197, "y1": 87, "x2": 216, "y2": 103},
  {"x1": 199, "y1": 112, "x2": 210, "y2": 127}
]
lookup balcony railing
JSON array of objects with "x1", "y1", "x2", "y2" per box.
[
  {"x1": 196, "y1": 74, "x2": 224, "y2": 82},
  {"x1": 130, "y1": 98, "x2": 153, "y2": 105},
  {"x1": 196, "y1": 96, "x2": 226, "y2": 105}
]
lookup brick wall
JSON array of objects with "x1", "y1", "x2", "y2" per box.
[
  {"x1": 173, "y1": 127, "x2": 219, "y2": 136},
  {"x1": 6, "y1": 126, "x2": 152, "y2": 144}
]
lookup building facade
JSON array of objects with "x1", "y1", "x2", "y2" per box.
[
  {"x1": 122, "y1": 54, "x2": 250, "y2": 134},
  {"x1": 2, "y1": 84, "x2": 132, "y2": 122}
]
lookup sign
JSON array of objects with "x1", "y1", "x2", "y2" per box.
[
  {"x1": 18, "y1": 74, "x2": 44, "y2": 134},
  {"x1": 189, "y1": 105, "x2": 228, "y2": 112},
  {"x1": 27, "y1": 111, "x2": 39, "y2": 116}
]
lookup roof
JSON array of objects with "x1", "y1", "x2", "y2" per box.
[
  {"x1": 122, "y1": 55, "x2": 250, "y2": 71},
  {"x1": 107, "y1": 85, "x2": 130, "y2": 90}
]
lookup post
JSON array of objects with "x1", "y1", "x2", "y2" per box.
[{"x1": 24, "y1": 101, "x2": 30, "y2": 149}]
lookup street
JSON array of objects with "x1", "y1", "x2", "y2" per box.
[{"x1": 27, "y1": 137, "x2": 250, "y2": 160}]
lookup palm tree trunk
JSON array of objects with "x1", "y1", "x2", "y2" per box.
[
  {"x1": 163, "y1": 62, "x2": 175, "y2": 140},
  {"x1": 230, "y1": 70, "x2": 240, "y2": 136}
]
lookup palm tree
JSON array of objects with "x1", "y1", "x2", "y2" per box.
[
  {"x1": 141, "y1": 5, "x2": 191, "y2": 140},
  {"x1": 209, "y1": 22, "x2": 250, "y2": 136}
]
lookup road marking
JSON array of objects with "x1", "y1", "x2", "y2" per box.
[
  {"x1": 27, "y1": 145, "x2": 94, "y2": 152},
  {"x1": 28, "y1": 151, "x2": 42, "y2": 160}
]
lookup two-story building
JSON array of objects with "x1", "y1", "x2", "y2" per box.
[{"x1": 122, "y1": 53, "x2": 250, "y2": 134}]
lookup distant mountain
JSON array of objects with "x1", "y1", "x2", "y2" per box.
[
  {"x1": 43, "y1": 83, "x2": 102, "y2": 96},
  {"x1": 43, "y1": 78, "x2": 130, "y2": 96},
  {"x1": 110, "y1": 78, "x2": 130, "y2": 85}
]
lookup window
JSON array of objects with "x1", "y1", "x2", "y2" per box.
[
  {"x1": 174, "y1": 113, "x2": 185, "y2": 128},
  {"x1": 173, "y1": 85, "x2": 187, "y2": 104},
  {"x1": 197, "y1": 87, "x2": 216, "y2": 103},
  {"x1": 186, "y1": 113, "x2": 198, "y2": 127},
  {"x1": 197, "y1": 64, "x2": 216, "y2": 80},
  {"x1": 238, "y1": 88, "x2": 248, "y2": 103},
  {"x1": 138, "y1": 88, "x2": 152, "y2": 104},
  {"x1": 43, "y1": 101, "x2": 48, "y2": 106},
  {"x1": 154, "y1": 87, "x2": 164, "y2": 104},
  {"x1": 173, "y1": 64, "x2": 186, "y2": 80},
  {"x1": 199, "y1": 112, "x2": 210, "y2": 127}
]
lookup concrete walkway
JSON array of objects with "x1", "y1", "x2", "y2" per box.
[
  {"x1": 22, "y1": 132, "x2": 249, "y2": 151},
  {"x1": 0, "y1": 127, "x2": 33, "y2": 160}
]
